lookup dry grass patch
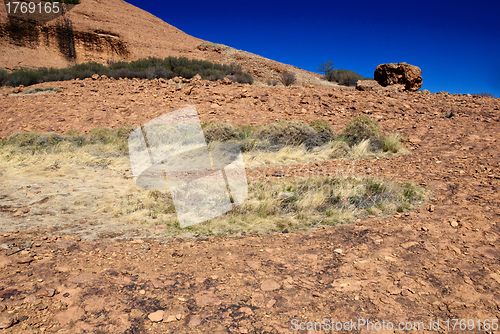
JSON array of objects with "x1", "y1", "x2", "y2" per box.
[{"x1": 0, "y1": 135, "x2": 426, "y2": 240}]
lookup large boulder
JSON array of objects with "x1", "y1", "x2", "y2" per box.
[{"x1": 374, "y1": 62, "x2": 423, "y2": 91}]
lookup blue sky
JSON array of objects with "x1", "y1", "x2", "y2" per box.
[{"x1": 128, "y1": 1, "x2": 499, "y2": 96}]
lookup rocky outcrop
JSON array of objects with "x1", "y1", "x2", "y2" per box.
[
  {"x1": 355, "y1": 80, "x2": 404, "y2": 92},
  {"x1": 374, "y1": 62, "x2": 423, "y2": 91}
]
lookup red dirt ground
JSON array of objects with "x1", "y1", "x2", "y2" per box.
[{"x1": 1, "y1": 77, "x2": 500, "y2": 333}]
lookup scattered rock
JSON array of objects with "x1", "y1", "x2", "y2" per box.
[
  {"x1": 355, "y1": 80, "x2": 385, "y2": 92},
  {"x1": 0, "y1": 315, "x2": 14, "y2": 329},
  {"x1": 91, "y1": 74, "x2": 99, "y2": 80},
  {"x1": 13, "y1": 85, "x2": 24, "y2": 94},
  {"x1": 188, "y1": 314, "x2": 202, "y2": 327},
  {"x1": 45, "y1": 288, "x2": 56, "y2": 297},
  {"x1": 261, "y1": 279, "x2": 280, "y2": 291},
  {"x1": 163, "y1": 314, "x2": 177, "y2": 323},
  {"x1": 148, "y1": 310, "x2": 164, "y2": 322},
  {"x1": 17, "y1": 257, "x2": 34, "y2": 264}
]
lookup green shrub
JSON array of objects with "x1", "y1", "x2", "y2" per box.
[
  {"x1": 202, "y1": 122, "x2": 242, "y2": 142},
  {"x1": 335, "y1": 69, "x2": 365, "y2": 86},
  {"x1": 309, "y1": 120, "x2": 336, "y2": 142},
  {"x1": 33, "y1": 133, "x2": 65, "y2": 147},
  {"x1": 85, "y1": 127, "x2": 113, "y2": 144},
  {"x1": 1, "y1": 57, "x2": 253, "y2": 87},
  {"x1": 7, "y1": 132, "x2": 44, "y2": 147},
  {"x1": 0, "y1": 69, "x2": 8, "y2": 86},
  {"x1": 317, "y1": 61, "x2": 370, "y2": 86},
  {"x1": 254, "y1": 120, "x2": 321, "y2": 148},
  {"x1": 341, "y1": 116, "x2": 382, "y2": 150}
]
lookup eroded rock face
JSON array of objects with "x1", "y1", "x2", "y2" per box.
[{"x1": 374, "y1": 62, "x2": 423, "y2": 91}]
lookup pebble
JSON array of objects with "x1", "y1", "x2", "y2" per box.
[
  {"x1": 261, "y1": 279, "x2": 280, "y2": 291},
  {"x1": 0, "y1": 315, "x2": 13, "y2": 329},
  {"x1": 45, "y1": 288, "x2": 56, "y2": 297},
  {"x1": 188, "y1": 315, "x2": 202, "y2": 327},
  {"x1": 163, "y1": 314, "x2": 177, "y2": 323},
  {"x1": 148, "y1": 310, "x2": 164, "y2": 322}
]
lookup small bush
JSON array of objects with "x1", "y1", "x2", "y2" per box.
[
  {"x1": 202, "y1": 122, "x2": 242, "y2": 142},
  {"x1": 85, "y1": 127, "x2": 113, "y2": 144},
  {"x1": 309, "y1": 120, "x2": 336, "y2": 142},
  {"x1": 478, "y1": 92, "x2": 494, "y2": 97},
  {"x1": 7, "y1": 132, "x2": 44, "y2": 147},
  {"x1": 327, "y1": 140, "x2": 350, "y2": 159},
  {"x1": 0, "y1": 69, "x2": 8, "y2": 86},
  {"x1": 226, "y1": 73, "x2": 253, "y2": 85},
  {"x1": 279, "y1": 71, "x2": 297, "y2": 87},
  {"x1": 341, "y1": 116, "x2": 382, "y2": 150},
  {"x1": 383, "y1": 134, "x2": 403, "y2": 153},
  {"x1": 228, "y1": 63, "x2": 243, "y2": 74},
  {"x1": 33, "y1": 133, "x2": 65, "y2": 147},
  {"x1": 266, "y1": 79, "x2": 278, "y2": 86},
  {"x1": 317, "y1": 62, "x2": 370, "y2": 86},
  {"x1": 335, "y1": 69, "x2": 364, "y2": 86},
  {"x1": 254, "y1": 120, "x2": 321, "y2": 147}
]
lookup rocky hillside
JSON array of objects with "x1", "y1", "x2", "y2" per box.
[{"x1": 0, "y1": 0, "x2": 332, "y2": 86}]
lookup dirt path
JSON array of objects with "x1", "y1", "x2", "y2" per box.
[{"x1": 1, "y1": 79, "x2": 500, "y2": 333}]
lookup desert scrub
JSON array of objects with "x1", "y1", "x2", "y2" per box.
[
  {"x1": 3, "y1": 126, "x2": 134, "y2": 157},
  {"x1": 309, "y1": 120, "x2": 336, "y2": 143},
  {"x1": 341, "y1": 116, "x2": 383, "y2": 151},
  {"x1": 383, "y1": 133, "x2": 406, "y2": 154},
  {"x1": 11, "y1": 87, "x2": 62, "y2": 96},
  {"x1": 202, "y1": 122, "x2": 242, "y2": 142},
  {"x1": 253, "y1": 120, "x2": 322, "y2": 148},
  {"x1": 1, "y1": 56, "x2": 253, "y2": 87},
  {"x1": 118, "y1": 175, "x2": 429, "y2": 238}
]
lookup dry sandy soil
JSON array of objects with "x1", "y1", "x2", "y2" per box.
[{"x1": 0, "y1": 76, "x2": 499, "y2": 333}]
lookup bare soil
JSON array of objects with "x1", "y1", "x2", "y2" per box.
[{"x1": 0, "y1": 78, "x2": 500, "y2": 333}]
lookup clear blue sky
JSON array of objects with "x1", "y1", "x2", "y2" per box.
[{"x1": 128, "y1": 0, "x2": 499, "y2": 97}]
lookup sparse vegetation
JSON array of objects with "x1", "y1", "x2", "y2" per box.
[
  {"x1": 383, "y1": 133, "x2": 403, "y2": 153},
  {"x1": 13, "y1": 86, "x2": 62, "y2": 96},
  {"x1": 0, "y1": 133, "x2": 429, "y2": 237},
  {"x1": 341, "y1": 116, "x2": 383, "y2": 151},
  {"x1": 0, "y1": 57, "x2": 253, "y2": 87},
  {"x1": 266, "y1": 79, "x2": 278, "y2": 86},
  {"x1": 317, "y1": 61, "x2": 372, "y2": 86},
  {"x1": 309, "y1": 120, "x2": 336, "y2": 143},
  {"x1": 202, "y1": 122, "x2": 242, "y2": 142},
  {"x1": 279, "y1": 71, "x2": 297, "y2": 86},
  {"x1": 477, "y1": 92, "x2": 494, "y2": 97},
  {"x1": 1, "y1": 116, "x2": 406, "y2": 168},
  {"x1": 253, "y1": 120, "x2": 320, "y2": 147}
]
